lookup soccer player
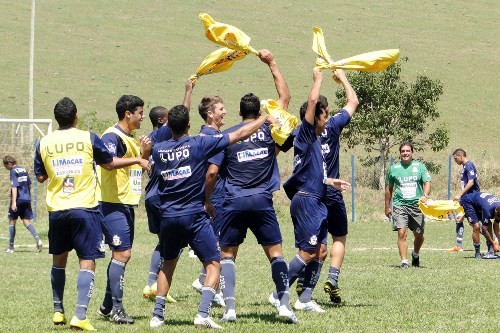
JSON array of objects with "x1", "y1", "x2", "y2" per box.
[
  {"x1": 97, "y1": 95, "x2": 151, "y2": 324},
  {"x1": 280, "y1": 70, "x2": 349, "y2": 312},
  {"x1": 149, "y1": 104, "x2": 276, "y2": 328},
  {"x1": 190, "y1": 95, "x2": 228, "y2": 307},
  {"x1": 34, "y1": 97, "x2": 114, "y2": 331},
  {"x1": 450, "y1": 149, "x2": 485, "y2": 254},
  {"x1": 3, "y1": 155, "x2": 42, "y2": 253},
  {"x1": 460, "y1": 192, "x2": 500, "y2": 256},
  {"x1": 142, "y1": 80, "x2": 195, "y2": 303},
  {"x1": 385, "y1": 143, "x2": 431, "y2": 268},
  {"x1": 208, "y1": 49, "x2": 298, "y2": 323}
]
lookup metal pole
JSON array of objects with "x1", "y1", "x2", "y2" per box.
[
  {"x1": 33, "y1": 139, "x2": 38, "y2": 223},
  {"x1": 29, "y1": 0, "x2": 36, "y2": 143},
  {"x1": 351, "y1": 154, "x2": 355, "y2": 223},
  {"x1": 447, "y1": 147, "x2": 453, "y2": 199}
]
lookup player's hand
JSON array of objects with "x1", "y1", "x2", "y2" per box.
[
  {"x1": 453, "y1": 194, "x2": 461, "y2": 201},
  {"x1": 186, "y1": 79, "x2": 196, "y2": 92},
  {"x1": 137, "y1": 158, "x2": 151, "y2": 172},
  {"x1": 313, "y1": 70, "x2": 324, "y2": 82},
  {"x1": 493, "y1": 244, "x2": 500, "y2": 253},
  {"x1": 326, "y1": 178, "x2": 350, "y2": 191},
  {"x1": 204, "y1": 202, "x2": 216, "y2": 220},
  {"x1": 139, "y1": 135, "x2": 152, "y2": 151},
  {"x1": 258, "y1": 49, "x2": 275, "y2": 65},
  {"x1": 266, "y1": 114, "x2": 279, "y2": 127},
  {"x1": 11, "y1": 203, "x2": 17, "y2": 212},
  {"x1": 385, "y1": 207, "x2": 392, "y2": 218},
  {"x1": 419, "y1": 195, "x2": 428, "y2": 204}
]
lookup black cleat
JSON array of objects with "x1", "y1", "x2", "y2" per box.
[
  {"x1": 401, "y1": 262, "x2": 409, "y2": 269},
  {"x1": 411, "y1": 253, "x2": 420, "y2": 267},
  {"x1": 109, "y1": 308, "x2": 134, "y2": 324},
  {"x1": 323, "y1": 280, "x2": 341, "y2": 304}
]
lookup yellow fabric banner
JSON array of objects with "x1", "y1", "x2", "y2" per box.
[
  {"x1": 312, "y1": 27, "x2": 400, "y2": 72},
  {"x1": 199, "y1": 13, "x2": 258, "y2": 55},
  {"x1": 260, "y1": 99, "x2": 299, "y2": 145},
  {"x1": 418, "y1": 200, "x2": 465, "y2": 221},
  {"x1": 189, "y1": 47, "x2": 247, "y2": 82}
]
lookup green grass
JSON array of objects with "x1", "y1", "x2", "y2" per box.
[{"x1": 2, "y1": 212, "x2": 500, "y2": 333}]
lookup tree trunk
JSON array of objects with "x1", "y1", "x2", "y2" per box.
[{"x1": 378, "y1": 139, "x2": 388, "y2": 190}]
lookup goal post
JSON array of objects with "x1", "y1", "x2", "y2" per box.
[{"x1": 0, "y1": 119, "x2": 53, "y2": 223}]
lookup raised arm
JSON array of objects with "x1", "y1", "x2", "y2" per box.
[
  {"x1": 305, "y1": 71, "x2": 324, "y2": 126},
  {"x1": 182, "y1": 79, "x2": 196, "y2": 110},
  {"x1": 258, "y1": 49, "x2": 291, "y2": 110},
  {"x1": 333, "y1": 69, "x2": 359, "y2": 117},
  {"x1": 228, "y1": 114, "x2": 277, "y2": 145}
]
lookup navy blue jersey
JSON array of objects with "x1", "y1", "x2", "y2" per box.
[
  {"x1": 462, "y1": 192, "x2": 500, "y2": 221},
  {"x1": 283, "y1": 120, "x2": 327, "y2": 200},
  {"x1": 101, "y1": 125, "x2": 130, "y2": 158},
  {"x1": 150, "y1": 124, "x2": 173, "y2": 146},
  {"x1": 212, "y1": 122, "x2": 277, "y2": 199},
  {"x1": 200, "y1": 125, "x2": 225, "y2": 200},
  {"x1": 145, "y1": 127, "x2": 173, "y2": 200},
  {"x1": 10, "y1": 165, "x2": 31, "y2": 203},
  {"x1": 152, "y1": 134, "x2": 230, "y2": 217},
  {"x1": 461, "y1": 161, "x2": 480, "y2": 194}
]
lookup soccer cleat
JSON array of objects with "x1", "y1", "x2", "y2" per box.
[
  {"x1": 268, "y1": 293, "x2": 280, "y2": 312},
  {"x1": 36, "y1": 239, "x2": 43, "y2": 252},
  {"x1": 192, "y1": 278, "x2": 203, "y2": 294},
  {"x1": 149, "y1": 316, "x2": 165, "y2": 328},
  {"x1": 97, "y1": 306, "x2": 110, "y2": 318},
  {"x1": 323, "y1": 280, "x2": 342, "y2": 303},
  {"x1": 213, "y1": 291, "x2": 225, "y2": 307},
  {"x1": 475, "y1": 252, "x2": 482, "y2": 259},
  {"x1": 143, "y1": 285, "x2": 155, "y2": 301},
  {"x1": 220, "y1": 309, "x2": 237, "y2": 323},
  {"x1": 109, "y1": 308, "x2": 134, "y2": 324},
  {"x1": 294, "y1": 299, "x2": 326, "y2": 313},
  {"x1": 166, "y1": 293, "x2": 177, "y2": 303},
  {"x1": 448, "y1": 246, "x2": 464, "y2": 252},
  {"x1": 194, "y1": 314, "x2": 223, "y2": 329},
  {"x1": 278, "y1": 305, "x2": 299, "y2": 324},
  {"x1": 52, "y1": 311, "x2": 67, "y2": 325},
  {"x1": 69, "y1": 316, "x2": 96, "y2": 331},
  {"x1": 411, "y1": 253, "x2": 420, "y2": 267},
  {"x1": 400, "y1": 262, "x2": 409, "y2": 269},
  {"x1": 482, "y1": 252, "x2": 498, "y2": 259},
  {"x1": 5, "y1": 248, "x2": 14, "y2": 253}
]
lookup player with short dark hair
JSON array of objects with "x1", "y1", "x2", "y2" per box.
[
  {"x1": 34, "y1": 97, "x2": 115, "y2": 330},
  {"x1": 149, "y1": 104, "x2": 276, "y2": 329},
  {"x1": 97, "y1": 95, "x2": 151, "y2": 324},
  {"x1": 3, "y1": 155, "x2": 42, "y2": 253}
]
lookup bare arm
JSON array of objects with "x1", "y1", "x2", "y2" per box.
[
  {"x1": 204, "y1": 164, "x2": 220, "y2": 218},
  {"x1": 333, "y1": 69, "x2": 359, "y2": 117},
  {"x1": 37, "y1": 175, "x2": 48, "y2": 183},
  {"x1": 305, "y1": 71, "x2": 324, "y2": 126},
  {"x1": 11, "y1": 187, "x2": 18, "y2": 211},
  {"x1": 258, "y1": 49, "x2": 291, "y2": 110},
  {"x1": 228, "y1": 115, "x2": 277, "y2": 145},
  {"x1": 109, "y1": 156, "x2": 151, "y2": 172},
  {"x1": 419, "y1": 181, "x2": 431, "y2": 203},
  {"x1": 182, "y1": 79, "x2": 195, "y2": 110},
  {"x1": 385, "y1": 184, "x2": 393, "y2": 217},
  {"x1": 454, "y1": 179, "x2": 474, "y2": 201}
]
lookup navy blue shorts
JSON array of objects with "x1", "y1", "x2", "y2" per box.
[
  {"x1": 48, "y1": 208, "x2": 105, "y2": 260},
  {"x1": 211, "y1": 196, "x2": 224, "y2": 237},
  {"x1": 460, "y1": 194, "x2": 481, "y2": 224},
  {"x1": 8, "y1": 201, "x2": 33, "y2": 220},
  {"x1": 218, "y1": 194, "x2": 282, "y2": 247},
  {"x1": 145, "y1": 195, "x2": 161, "y2": 234},
  {"x1": 160, "y1": 211, "x2": 219, "y2": 262},
  {"x1": 326, "y1": 191, "x2": 348, "y2": 237},
  {"x1": 290, "y1": 193, "x2": 327, "y2": 251},
  {"x1": 100, "y1": 202, "x2": 135, "y2": 251}
]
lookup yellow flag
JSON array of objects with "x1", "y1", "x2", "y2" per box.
[
  {"x1": 312, "y1": 27, "x2": 399, "y2": 72},
  {"x1": 260, "y1": 99, "x2": 299, "y2": 145},
  {"x1": 199, "y1": 13, "x2": 258, "y2": 55},
  {"x1": 418, "y1": 200, "x2": 465, "y2": 221},
  {"x1": 189, "y1": 47, "x2": 247, "y2": 83}
]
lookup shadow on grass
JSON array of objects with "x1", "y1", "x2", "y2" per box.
[
  {"x1": 317, "y1": 301, "x2": 377, "y2": 308},
  {"x1": 235, "y1": 311, "x2": 291, "y2": 323}
]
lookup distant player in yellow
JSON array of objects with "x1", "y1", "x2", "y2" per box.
[
  {"x1": 34, "y1": 97, "x2": 115, "y2": 330},
  {"x1": 97, "y1": 95, "x2": 151, "y2": 324}
]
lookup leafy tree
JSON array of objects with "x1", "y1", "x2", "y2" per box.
[{"x1": 334, "y1": 58, "x2": 449, "y2": 189}]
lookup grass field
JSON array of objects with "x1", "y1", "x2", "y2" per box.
[
  {"x1": 2, "y1": 212, "x2": 500, "y2": 333},
  {"x1": 1, "y1": 1, "x2": 499, "y2": 332}
]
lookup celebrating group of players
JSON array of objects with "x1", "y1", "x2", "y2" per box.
[{"x1": 31, "y1": 49, "x2": 357, "y2": 330}]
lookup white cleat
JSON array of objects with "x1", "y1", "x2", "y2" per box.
[
  {"x1": 268, "y1": 293, "x2": 280, "y2": 312},
  {"x1": 279, "y1": 305, "x2": 299, "y2": 324},
  {"x1": 194, "y1": 315, "x2": 223, "y2": 329},
  {"x1": 150, "y1": 316, "x2": 165, "y2": 328},
  {"x1": 192, "y1": 278, "x2": 203, "y2": 294},
  {"x1": 213, "y1": 291, "x2": 226, "y2": 307},
  {"x1": 294, "y1": 299, "x2": 326, "y2": 313},
  {"x1": 36, "y1": 240, "x2": 43, "y2": 252},
  {"x1": 219, "y1": 309, "x2": 236, "y2": 323},
  {"x1": 5, "y1": 248, "x2": 14, "y2": 253}
]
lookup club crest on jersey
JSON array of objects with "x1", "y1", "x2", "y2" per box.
[
  {"x1": 237, "y1": 148, "x2": 268, "y2": 162},
  {"x1": 62, "y1": 177, "x2": 75, "y2": 193},
  {"x1": 161, "y1": 166, "x2": 192, "y2": 180},
  {"x1": 309, "y1": 235, "x2": 318, "y2": 246},
  {"x1": 104, "y1": 142, "x2": 117, "y2": 154},
  {"x1": 412, "y1": 166, "x2": 418, "y2": 173},
  {"x1": 112, "y1": 235, "x2": 122, "y2": 246}
]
